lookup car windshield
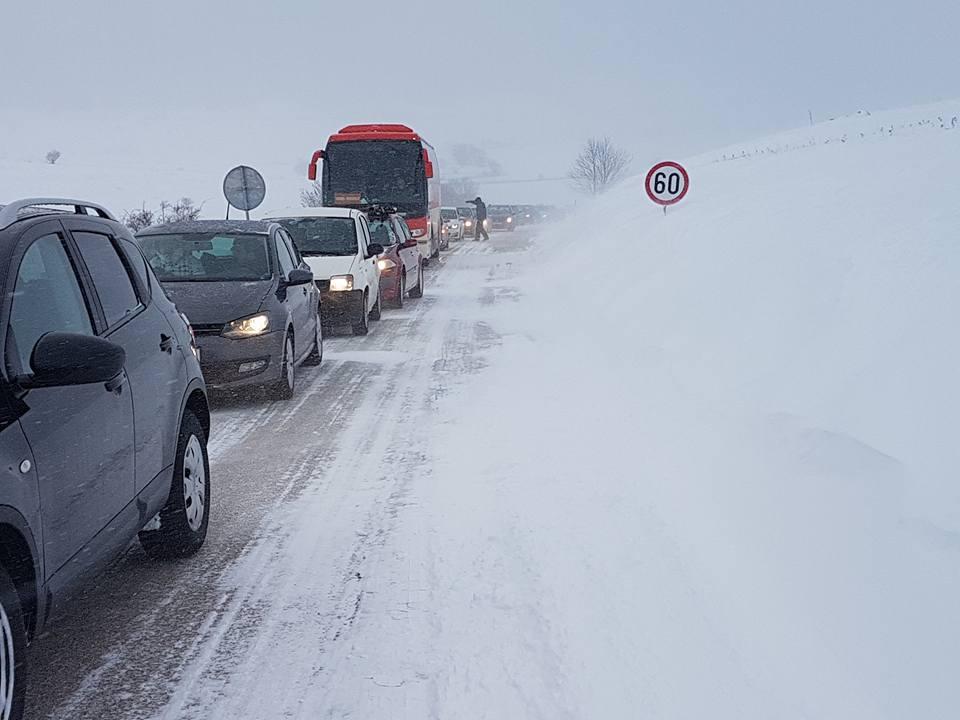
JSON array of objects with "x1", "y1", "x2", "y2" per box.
[
  {"x1": 273, "y1": 217, "x2": 357, "y2": 256},
  {"x1": 458, "y1": 207, "x2": 475, "y2": 218},
  {"x1": 323, "y1": 140, "x2": 426, "y2": 215},
  {"x1": 138, "y1": 233, "x2": 272, "y2": 282},
  {"x1": 440, "y1": 209, "x2": 458, "y2": 220},
  {"x1": 488, "y1": 206, "x2": 512, "y2": 214}
]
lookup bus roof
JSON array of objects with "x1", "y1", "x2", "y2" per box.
[{"x1": 329, "y1": 124, "x2": 423, "y2": 144}]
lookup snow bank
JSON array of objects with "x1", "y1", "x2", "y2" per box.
[{"x1": 424, "y1": 106, "x2": 960, "y2": 718}]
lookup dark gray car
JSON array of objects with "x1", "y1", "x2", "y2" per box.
[
  {"x1": 137, "y1": 220, "x2": 322, "y2": 400},
  {"x1": 0, "y1": 199, "x2": 212, "y2": 720}
]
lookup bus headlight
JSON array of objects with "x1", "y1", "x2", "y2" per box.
[{"x1": 410, "y1": 228, "x2": 425, "y2": 238}]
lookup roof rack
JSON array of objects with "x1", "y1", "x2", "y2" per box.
[{"x1": 0, "y1": 198, "x2": 117, "y2": 231}]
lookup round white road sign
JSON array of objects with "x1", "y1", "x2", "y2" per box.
[
  {"x1": 645, "y1": 161, "x2": 690, "y2": 206},
  {"x1": 223, "y1": 165, "x2": 266, "y2": 212}
]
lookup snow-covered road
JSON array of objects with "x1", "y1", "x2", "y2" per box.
[{"x1": 25, "y1": 235, "x2": 524, "y2": 719}]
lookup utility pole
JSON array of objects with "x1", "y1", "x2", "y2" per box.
[{"x1": 808, "y1": 109, "x2": 814, "y2": 127}]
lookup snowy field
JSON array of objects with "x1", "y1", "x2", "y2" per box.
[{"x1": 18, "y1": 100, "x2": 960, "y2": 719}]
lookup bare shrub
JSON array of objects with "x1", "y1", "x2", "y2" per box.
[{"x1": 569, "y1": 137, "x2": 631, "y2": 195}]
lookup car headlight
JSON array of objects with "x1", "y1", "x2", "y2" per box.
[
  {"x1": 377, "y1": 258, "x2": 396, "y2": 271},
  {"x1": 222, "y1": 313, "x2": 270, "y2": 339},
  {"x1": 465, "y1": 220, "x2": 473, "y2": 227},
  {"x1": 506, "y1": 217, "x2": 513, "y2": 223},
  {"x1": 329, "y1": 274, "x2": 354, "y2": 292}
]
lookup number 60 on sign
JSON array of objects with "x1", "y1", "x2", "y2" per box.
[{"x1": 645, "y1": 161, "x2": 689, "y2": 208}]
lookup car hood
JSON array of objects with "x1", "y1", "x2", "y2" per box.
[
  {"x1": 160, "y1": 280, "x2": 274, "y2": 325},
  {"x1": 302, "y1": 254, "x2": 356, "y2": 281}
]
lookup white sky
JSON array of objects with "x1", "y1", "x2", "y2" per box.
[{"x1": 2, "y1": 0, "x2": 957, "y2": 203}]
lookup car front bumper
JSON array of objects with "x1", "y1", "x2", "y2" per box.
[
  {"x1": 195, "y1": 330, "x2": 284, "y2": 389},
  {"x1": 321, "y1": 289, "x2": 365, "y2": 325}
]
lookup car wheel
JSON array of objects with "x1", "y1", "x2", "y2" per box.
[
  {"x1": 0, "y1": 565, "x2": 26, "y2": 720},
  {"x1": 394, "y1": 271, "x2": 405, "y2": 308},
  {"x1": 270, "y1": 334, "x2": 295, "y2": 400},
  {"x1": 304, "y1": 316, "x2": 323, "y2": 366},
  {"x1": 370, "y1": 290, "x2": 382, "y2": 321},
  {"x1": 353, "y1": 292, "x2": 370, "y2": 335},
  {"x1": 408, "y1": 262, "x2": 424, "y2": 298},
  {"x1": 139, "y1": 411, "x2": 210, "y2": 559}
]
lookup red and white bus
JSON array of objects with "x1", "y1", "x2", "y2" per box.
[{"x1": 307, "y1": 124, "x2": 442, "y2": 260}]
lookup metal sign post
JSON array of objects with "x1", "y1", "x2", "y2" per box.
[{"x1": 223, "y1": 165, "x2": 267, "y2": 219}]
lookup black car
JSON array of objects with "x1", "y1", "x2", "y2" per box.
[
  {"x1": 0, "y1": 198, "x2": 212, "y2": 719},
  {"x1": 487, "y1": 205, "x2": 516, "y2": 231},
  {"x1": 137, "y1": 220, "x2": 322, "y2": 400}
]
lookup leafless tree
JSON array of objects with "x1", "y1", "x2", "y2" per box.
[
  {"x1": 122, "y1": 205, "x2": 155, "y2": 232},
  {"x1": 157, "y1": 198, "x2": 202, "y2": 224},
  {"x1": 569, "y1": 137, "x2": 631, "y2": 195},
  {"x1": 300, "y1": 181, "x2": 323, "y2": 207},
  {"x1": 45, "y1": 150, "x2": 61, "y2": 165}
]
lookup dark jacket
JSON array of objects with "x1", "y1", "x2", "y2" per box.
[{"x1": 467, "y1": 198, "x2": 487, "y2": 221}]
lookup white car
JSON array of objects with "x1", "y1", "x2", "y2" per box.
[
  {"x1": 264, "y1": 207, "x2": 384, "y2": 335},
  {"x1": 440, "y1": 207, "x2": 462, "y2": 247}
]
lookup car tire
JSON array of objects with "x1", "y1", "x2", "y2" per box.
[
  {"x1": 270, "y1": 334, "x2": 295, "y2": 400},
  {"x1": 394, "y1": 271, "x2": 405, "y2": 308},
  {"x1": 304, "y1": 317, "x2": 323, "y2": 366},
  {"x1": 353, "y1": 293, "x2": 370, "y2": 335},
  {"x1": 0, "y1": 564, "x2": 26, "y2": 720},
  {"x1": 408, "y1": 263, "x2": 424, "y2": 298},
  {"x1": 370, "y1": 290, "x2": 382, "y2": 321},
  {"x1": 139, "y1": 411, "x2": 210, "y2": 560}
]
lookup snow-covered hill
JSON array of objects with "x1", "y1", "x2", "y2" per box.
[
  {"x1": 0, "y1": 154, "x2": 309, "y2": 222},
  {"x1": 412, "y1": 102, "x2": 960, "y2": 717}
]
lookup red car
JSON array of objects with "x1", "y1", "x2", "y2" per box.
[{"x1": 366, "y1": 211, "x2": 424, "y2": 308}]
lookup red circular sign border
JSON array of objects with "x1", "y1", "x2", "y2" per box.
[{"x1": 645, "y1": 161, "x2": 690, "y2": 206}]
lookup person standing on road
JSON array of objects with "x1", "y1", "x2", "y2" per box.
[{"x1": 466, "y1": 196, "x2": 489, "y2": 241}]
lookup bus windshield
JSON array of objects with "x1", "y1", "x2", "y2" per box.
[{"x1": 323, "y1": 140, "x2": 426, "y2": 216}]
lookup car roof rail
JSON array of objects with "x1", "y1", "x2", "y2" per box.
[{"x1": 0, "y1": 198, "x2": 118, "y2": 231}]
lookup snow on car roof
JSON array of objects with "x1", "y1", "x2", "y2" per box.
[
  {"x1": 136, "y1": 219, "x2": 272, "y2": 236},
  {"x1": 262, "y1": 206, "x2": 358, "y2": 219}
]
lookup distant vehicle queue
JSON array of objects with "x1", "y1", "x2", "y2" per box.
[{"x1": 0, "y1": 122, "x2": 555, "y2": 717}]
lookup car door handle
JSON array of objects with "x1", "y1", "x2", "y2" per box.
[
  {"x1": 104, "y1": 372, "x2": 126, "y2": 395},
  {"x1": 159, "y1": 334, "x2": 175, "y2": 353}
]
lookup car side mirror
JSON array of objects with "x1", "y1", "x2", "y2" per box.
[
  {"x1": 285, "y1": 268, "x2": 314, "y2": 286},
  {"x1": 20, "y1": 333, "x2": 125, "y2": 389},
  {"x1": 366, "y1": 243, "x2": 385, "y2": 258},
  {"x1": 402, "y1": 238, "x2": 419, "y2": 248}
]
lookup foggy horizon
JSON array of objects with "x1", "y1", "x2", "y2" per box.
[{"x1": 2, "y1": 0, "x2": 957, "y2": 199}]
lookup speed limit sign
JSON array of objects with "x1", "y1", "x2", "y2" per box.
[{"x1": 645, "y1": 161, "x2": 689, "y2": 207}]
